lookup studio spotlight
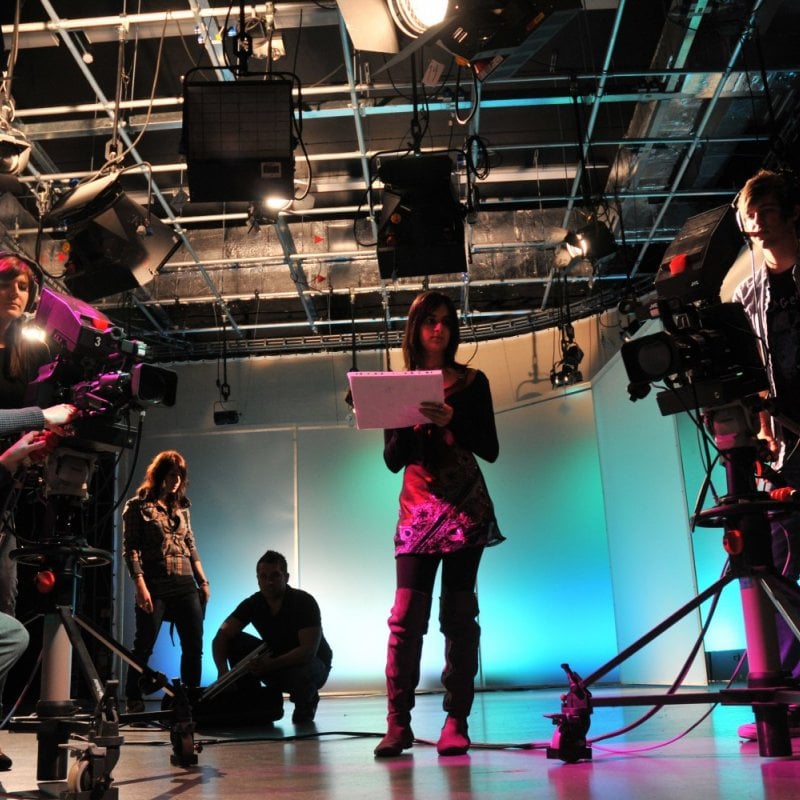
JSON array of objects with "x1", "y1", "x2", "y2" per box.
[
  {"x1": 550, "y1": 325, "x2": 584, "y2": 388},
  {"x1": 43, "y1": 173, "x2": 181, "y2": 301},
  {"x1": 341, "y1": 0, "x2": 581, "y2": 81},
  {"x1": 388, "y1": 0, "x2": 449, "y2": 37},
  {"x1": 564, "y1": 220, "x2": 617, "y2": 263},
  {"x1": 252, "y1": 32, "x2": 286, "y2": 60}
]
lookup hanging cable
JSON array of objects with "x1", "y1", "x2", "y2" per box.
[{"x1": 214, "y1": 314, "x2": 240, "y2": 425}]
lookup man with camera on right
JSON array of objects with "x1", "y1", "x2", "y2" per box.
[{"x1": 732, "y1": 167, "x2": 800, "y2": 739}]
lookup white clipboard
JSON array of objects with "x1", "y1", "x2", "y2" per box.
[{"x1": 347, "y1": 370, "x2": 444, "y2": 429}]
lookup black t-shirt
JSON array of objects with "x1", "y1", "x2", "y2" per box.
[{"x1": 231, "y1": 587, "x2": 333, "y2": 669}]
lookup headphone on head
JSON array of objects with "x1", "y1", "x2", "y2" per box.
[
  {"x1": 731, "y1": 166, "x2": 800, "y2": 240},
  {"x1": 0, "y1": 251, "x2": 43, "y2": 313}
]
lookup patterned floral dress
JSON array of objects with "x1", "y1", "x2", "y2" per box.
[{"x1": 383, "y1": 368, "x2": 504, "y2": 555}]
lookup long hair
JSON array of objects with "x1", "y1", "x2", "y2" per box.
[
  {"x1": 136, "y1": 450, "x2": 189, "y2": 506},
  {"x1": 0, "y1": 252, "x2": 46, "y2": 381},
  {"x1": 401, "y1": 291, "x2": 461, "y2": 370}
]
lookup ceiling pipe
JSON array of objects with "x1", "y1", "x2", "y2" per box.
[{"x1": 630, "y1": 0, "x2": 767, "y2": 276}]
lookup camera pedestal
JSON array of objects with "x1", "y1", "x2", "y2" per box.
[
  {"x1": 9, "y1": 451, "x2": 198, "y2": 797},
  {"x1": 547, "y1": 400, "x2": 800, "y2": 761}
]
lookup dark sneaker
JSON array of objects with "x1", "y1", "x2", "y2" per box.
[{"x1": 292, "y1": 695, "x2": 319, "y2": 724}]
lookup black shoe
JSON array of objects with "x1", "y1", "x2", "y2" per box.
[
  {"x1": 292, "y1": 694, "x2": 319, "y2": 724},
  {"x1": 0, "y1": 750, "x2": 12, "y2": 771}
]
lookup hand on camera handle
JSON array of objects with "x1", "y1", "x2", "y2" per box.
[
  {"x1": 0, "y1": 430, "x2": 48, "y2": 472},
  {"x1": 42, "y1": 403, "x2": 78, "y2": 429}
]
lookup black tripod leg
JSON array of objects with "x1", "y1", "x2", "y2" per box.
[
  {"x1": 72, "y1": 611, "x2": 174, "y2": 699},
  {"x1": 547, "y1": 574, "x2": 735, "y2": 763},
  {"x1": 583, "y1": 573, "x2": 735, "y2": 686},
  {"x1": 759, "y1": 574, "x2": 800, "y2": 648},
  {"x1": 56, "y1": 606, "x2": 106, "y2": 707}
]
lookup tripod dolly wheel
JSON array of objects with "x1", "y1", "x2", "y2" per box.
[
  {"x1": 66, "y1": 757, "x2": 92, "y2": 793},
  {"x1": 170, "y1": 730, "x2": 198, "y2": 768}
]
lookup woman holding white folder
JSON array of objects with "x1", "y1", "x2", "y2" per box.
[{"x1": 375, "y1": 290, "x2": 504, "y2": 758}]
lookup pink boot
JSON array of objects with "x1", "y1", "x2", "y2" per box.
[
  {"x1": 374, "y1": 588, "x2": 432, "y2": 758},
  {"x1": 437, "y1": 715, "x2": 470, "y2": 756}
]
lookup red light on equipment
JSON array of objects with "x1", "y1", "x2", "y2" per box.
[{"x1": 35, "y1": 570, "x2": 56, "y2": 593}]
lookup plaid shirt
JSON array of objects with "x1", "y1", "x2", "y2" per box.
[{"x1": 122, "y1": 496, "x2": 200, "y2": 580}]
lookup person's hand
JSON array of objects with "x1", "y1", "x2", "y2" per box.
[
  {"x1": 419, "y1": 401, "x2": 453, "y2": 427},
  {"x1": 135, "y1": 582, "x2": 153, "y2": 614},
  {"x1": 756, "y1": 428, "x2": 780, "y2": 460},
  {"x1": 199, "y1": 582, "x2": 211, "y2": 603},
  {"x1": 28, "y1": 429, "x2": 65, "y2": 463},
  {"x1": 42, "y1": 403, "x2": 78, "y2": 430},
  {"x1": 0, "y1": 430, "x2": 48, "y2": 472},
  {"x1": 248, "y1": 653, "x2": 273, "y2": 677}
]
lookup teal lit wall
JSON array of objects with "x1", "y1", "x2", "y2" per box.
[
  {"x1": 676, "y1": 413, "x2": 748, "y2": 653},
  {"x1": 113, "y1": 327, "x2": 723, "y2": 694}
]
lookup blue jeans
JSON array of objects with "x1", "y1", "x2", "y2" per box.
[
  {"x1": 125, "y1": 589, "x2": 204, "y2": 699},
  {"x1": 0, "y1": 612, "x2": 27, "y2": 681}
]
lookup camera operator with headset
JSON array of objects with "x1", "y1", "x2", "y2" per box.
[
  {"x1": 0, "y1": 401, "x2": 77, "y2": 770},
  {"x1": 732, "y1": 168, "x2": 800, "y2": 740},
  {"x1": 0, "y1": 252, "x2": 59, "y2": 724}
]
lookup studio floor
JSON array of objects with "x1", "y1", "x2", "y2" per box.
[{"x1": 0, "y1": 687, "x2": 797, "y2": 800}]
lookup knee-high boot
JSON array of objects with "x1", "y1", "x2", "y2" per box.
[
  {"x1": 374, "y1": 588, "x2": 432, "y2": 757},
  {"x1": 437, "y1": 590, "x2": 480, "y2": 756}
]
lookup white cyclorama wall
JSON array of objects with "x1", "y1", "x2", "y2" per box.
[
  {"x1": 592, "y1": 323, "x2": 707, "y2": 685},
  {"x1": 112, "y1": 315, "x2": 707, "y2": 693}
]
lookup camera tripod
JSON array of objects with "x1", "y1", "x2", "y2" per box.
[
  {"x1": 8, "y1": 447, "x2": 199, "y2": 799},
  {"x1": 547, "y1": 399, "x2": 800, "y2": 762}
]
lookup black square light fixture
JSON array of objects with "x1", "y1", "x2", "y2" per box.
[
  {"x1": 44, "y1": 173, "x2": 181, "y2": 302},
  {"x1": 376, "y1": 153, "x2": 466, "y2": 280},
  {"x1": 181, "y1": 78, "x2": 296, "y2": 204},
  {"x1": 653, "y1": 204, "x2": 740, "y2": 305}
]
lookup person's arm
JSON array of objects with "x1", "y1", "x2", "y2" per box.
[
  {"x1": 383, "y1": 426, "x2": 416, "y2": 472},
  {"x1": 0, "y1": 404, "x2": 77, "y2": 438},
  {"x1": 212, "y1": 616, "x2": 247, "y2": 676},
  {"x1": 250, "y1": 626, "x2": 321, "y2": 676},
  {"x1": 180, "y1": 507, "x2": 210, "y2": 603},
  {"x1": 0, "y1": 407, "x2": 45, "y2": 438},
  {"x1": 122, "y1": 501, "x2": 154, "y2": 614},
  {"x1": 192, "y1": 558, "x2": 211, "y2": 604},
  {"x1": 447, "y1": 371, "x2": 499, "y2": 462}
]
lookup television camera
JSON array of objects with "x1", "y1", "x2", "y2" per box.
[
  {"x1": 25, "y1": 287, "x2": 177, "y2": 453},
  {"x1": 547, "y1": 203, "x2": 800, "y2": 764},
  {"x1": 619, "y1": 203, "x2": 768, "y2": 413}
]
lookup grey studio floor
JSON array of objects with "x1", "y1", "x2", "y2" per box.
[{"x1": 0, "y1": 687, "x2": 797, "y2": 800}]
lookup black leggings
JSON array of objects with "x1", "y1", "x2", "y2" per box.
[{"x1": 395, "y1": 547, "x2": 484, "y2": 597}]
